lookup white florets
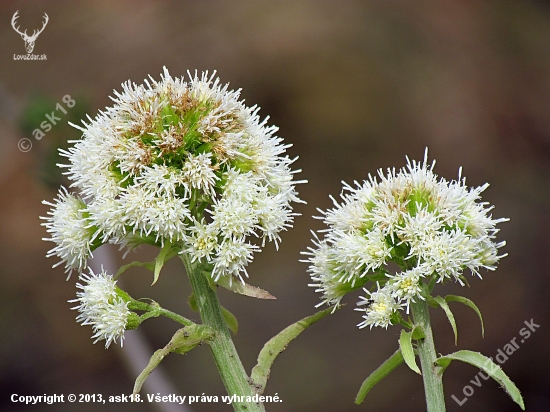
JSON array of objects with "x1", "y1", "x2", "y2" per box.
[
  {"x1": 181, "y1": 153, "x2": 218, "y2": 196},
  {"x1": 303, "y1": 149, "x2": 507, "y2": 329},
  {"x1": 41, "y1": 187, "x2": 95, "y2": 277},
  {"x1": 43, "y1": 68, "x2": 303, "y2": 282},
  {"x1": 357, "y1": 284, "x2": 401, "y2": 329},
  {"x1": 212, "y1": 238, "x2": 259, "y2": 281},
  {"x1": 70, "y1": 269, "x2": 129, "y2": 348}
]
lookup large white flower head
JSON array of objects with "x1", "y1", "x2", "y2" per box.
[
  {"x1": 70, "y1": 269, "x2": 130, "y2": 348},
  {"x1": 303, "y1": 149, "x2": 508, "y2": 328},
  {"x1": 43, "y1": 68, "x2": 303, "y2": 282}
]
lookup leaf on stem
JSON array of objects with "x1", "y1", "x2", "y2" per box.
[
  {"x1": 355, "y1": 349, "x2": 404, "y2": 404},
  {"x1": 152, "y1": 242, "x2": 173, "y2": 285},
  {"x1": 133, "y1": 324, "x2": 214, "y2": 394},
  {"x1": 221, "y1": 305, "x2": 239, "y2": 335},
  {"x1": 188, "y1": 292, "x2": 238, "y2": 333},
  {"x1": 216, "y1": 275, "x2": 276, "y2": 299},
  {"x1": 399, "y1": 329, "x2": 421, "y2": 375},
  {"x1": 116, "y1": 260, "x2": 155, "y2": 277},
  {"x1": 430, "y1": 296, "x2": 458, "y2": 345},
  {"x1": 250, "y1": 307, "x2": 333, "y2": 395},
  {"x1": 436, "y1": 350, "x2": 524, "y2": 410},
  {"x1": 116, "y1": 243, "x2": 177, "y2": 285},
  {"x1": 445, "y1": 294, "x2": 484, "y2": 338}
]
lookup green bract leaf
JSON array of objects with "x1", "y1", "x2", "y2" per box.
[
  {"x1": 188, "y1": 274, "x2": 238, "y2": 333},
  {"x1": 399, "y1": 329, "x2": 421, "y2": 375},
  {"x1": 116, "y1": 260, "x2": 155, "y2": 277},
  {"x1": 216, "y1": 275, "x2": 276, "y2": 299},
  {"x1": 133, "y1": 324, "x2": 214, "y2": 395},
  {"x1": 355, "y1": 349, "x2": 404, "y2": 404},
  {"x1": 221, "y1": 305, "x2": 239, "y2": 335},
  {"x1": 411, "y1": 324, "x2": 425, "y2": 340},
  {"x1": 445, "y1": 294, "x2": 484, "y2": 338},
  {"x1": 116, "y1": 244, "x2": 177, "y2": 283},
  {"x1": 436, "y1": 350, "x2": 524, "y2": 410},
  {"x1": 152, "y1": 242, "x2": 173, "y2": 285},
  {"x1": 250, "y1": 307, "x2": 333, "y2": 395},
  {"x1": 432, "y1": 296, "x2": 458, "y2": 345}
]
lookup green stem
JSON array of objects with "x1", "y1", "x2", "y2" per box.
[
  {"x1": 411, "y1": 299, "x2": 446, "y2": 412},
  {"x1": 156, "y1": 307, "x2": 193, "y2": 326},
  {"x1": 138, "y1": 305, "x2": 194, "y2": 326},
  {"x1": 181, "y1": 254, "x2": 266, "y2": 412},
  {"x1": 126, "y1": 296, "x2": 194, "y2": 326}
]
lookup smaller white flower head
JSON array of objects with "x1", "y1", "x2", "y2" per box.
[
  {"x1": 304, "y1": 236, "x2": 345, "y2": 308},
  {"x1": 181, "y1": 152, "x2": 218, "y2": 196},
  {"x1": 397, "y1": 208, "x2": 443, "y2": 247},
  {"x1": 357, "y1": 285, "x2": 400, "y2": 329},
  {"x1": 388, "y1": 267, "x2": 425, "y2": 312},
  {"x1": 332, "y1": 228, "x2": 392, "y2": 282},
  {"x1": 321, "y1": 183, "x2": 370, "y2": 225},
  {"x1": 212, "y1": 238, "x2": 259, "y2": 283},
  {"x1": 415, "y1": 230, "x2": 480, "y2": 284},
  {"x1": 135, "y1": 164, "x2": 186, "y2": 198},
  {"x1": 41, "y1": 188, "x2": 95, "y2": 277},
  {"x1": 118, "y1": 185, "x2": 191, "y2": 243},
  {"x1": 184, "y1": 219, "x2": 219, "y2": 263},
  {"x1": 210, "y1": 196, "x2": 257, "y2": 240},
  {"x1": 70, "y1": 268, "x2": 129, "y2": 348},
  {"x1": 255, "y1": 192, "x2": 294, "y2": 248},
  {"x1": 304, "y1": 149, "x2": 508, "y2": 329}
]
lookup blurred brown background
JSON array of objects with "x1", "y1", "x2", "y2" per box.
[{"x1": 1, "y1": 1, "x2": 549, "y2": 411}]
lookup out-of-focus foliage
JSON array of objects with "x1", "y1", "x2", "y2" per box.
[{"x1": 18, "y1": 94, "x2": 89, "y2": 188}]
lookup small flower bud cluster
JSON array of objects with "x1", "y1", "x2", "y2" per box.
[
  {"x1": 70, "y1": 269, "x2": 129, "y2": 348},
  {"x1": 303, "y1": 150, "x2": 507, "y2": 329},
  {"x1": 42, "y1": 68, "x2": 303, "y2": 282}
]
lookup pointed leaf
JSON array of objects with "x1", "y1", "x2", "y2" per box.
[
  {"x1": 436, "y1": 350, "x2": 524, "y2": 410},
  {"x1": 132, "y1": 347, "x2": 168, "y2": 395},
  {"x1": 355, "y1": 349, "x2": 404, "y2": 404},
  {"x1": 445, "y1": 294, "x2": 484, "y2": 338},
  {"x1": 250, "y1": 307, "x2": 333, "y2": 394},
  {"x1": 133, "y1": 324, "x2": 214, "y2": 394},
  {"x1": 433, "y1": 296, "x2": 458, "y2": 345},
  {"x1": 190, "y1": 289, "x2": 237, "y2": 333},
  {"x1": 216, "y1": 275, "x2": 276, "y2": 299},
  {"x1": 116, "y1": 260, "x2": 155, "y2": 277},
  {"x1": 152, "y1": 242, "x2": 172, "y2": 285},
  {"x1": 221, "y1": 305, "x2": 239, "y2": 335},
  {"x1": 399, "y1": 329, "x2": 421, "y2": 375},
  {"x1": 117, "y1": 246, "x2": 177, "y2": 281}
]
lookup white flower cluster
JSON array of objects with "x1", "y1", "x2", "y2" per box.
[
  {"x1": 304, "y1": 150, "x2": 507, "y2": 329},
  {"x1": 42, "y1": 68, "x2": 302, "y2": 281},
  {"x1": 42, "y1": 187, "x2": 96, "y2": 277},
  {"x1": 70, "y1": 269, "x2": 129, "y2": 348}
]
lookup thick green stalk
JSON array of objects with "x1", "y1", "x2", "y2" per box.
[
  {"x1": 411, "y1": 299, "x2": 446, "y2": 412},
  {"x1": 181, "y1": 254, "x2": 266, "y2": 412}
]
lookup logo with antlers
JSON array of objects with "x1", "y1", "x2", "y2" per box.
[{"x1": 11, "y1": 11, "x2": 49, "y2": 54}]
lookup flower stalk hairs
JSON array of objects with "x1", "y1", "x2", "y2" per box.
[
  {"x1": 42, "y1": 68, "x2": 330, "y2": 412},
  {"x1": 303, "y1": 150, "x2": 524, "y2": 412}
]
